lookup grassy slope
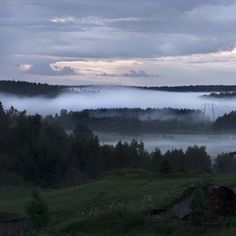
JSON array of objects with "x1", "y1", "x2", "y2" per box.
[
  {"x1": 0, "y1": 170, "x2": 206, "y2": 215},
  {"x1": 0, "y1": 186, "x2": 32, "y2": 202},
  {"x1": 0, "y1": 169, "x2": 235, "y2": 235}
]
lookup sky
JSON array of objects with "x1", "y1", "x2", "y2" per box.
[{"x1": 1, "y1": 0, "x2": 236, "y2": 86}]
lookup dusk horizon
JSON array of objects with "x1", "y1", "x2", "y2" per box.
[
  {"x1": 2, "y1": 0, "x2": 236, "y2": 86},
  {"x1": 1, "y1": 1, "x2": 236, "y2": 235}
]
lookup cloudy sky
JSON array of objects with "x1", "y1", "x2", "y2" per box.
[{"x1": 1, "y1": 0, "x2": 236, "y2": 86}]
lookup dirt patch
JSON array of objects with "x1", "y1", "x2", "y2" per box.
[{"x1": 207, "y1": 186, "x2": 236, "y2": 221}]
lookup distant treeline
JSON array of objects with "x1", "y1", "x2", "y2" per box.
[
  {"x1": 0, "y1": 80, "x2": 64, "y2": 97},
  {"x1": 213, "y1": 111, "x2": 236, "y2": 132},
  {"x1": 87, "y1": 108, "x2": 203, "y2": 121},
  {"x1": 48, "y1": 108, "x2": 210, "y2": 134},
  {"x1": 203, "y1": 91, "x2": 236, "y2": 99},
  {"x1": 47, "y1": 108, "x2": 236, "y2": 134},
  {"x1": 140, "y1": 85, "x2": 236, "y2": 92},
  {"x1": 2, "y1": 80, "x2": 236, "y2": 96},
  {"x1": 0, "y1": 102, "x2": 234, "y2": 188}
]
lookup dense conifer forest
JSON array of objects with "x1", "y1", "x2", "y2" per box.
[
  {"x1": 0, "y1": 101, "x2": 234, "y2": 189},
  {"x1": 0, "y1": 80, "x2": 64, "y2": 97}
]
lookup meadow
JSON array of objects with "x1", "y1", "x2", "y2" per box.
[{"x1": 0, "y1": 169, "x2": 235, "y2": 235}]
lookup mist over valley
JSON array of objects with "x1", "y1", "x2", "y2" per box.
[
  {"x1": 1, "y1": 82, "x2": 236, "y2": 157},
  {"x1": 1, "y1": 85, "x2": 236, "y2": 118}
]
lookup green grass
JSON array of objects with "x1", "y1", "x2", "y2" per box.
[
  {"x1": 0, "y1": 170, "x2": 205, "y2": 216},
  {"x1": 48, "y1": 217, "x2": 236, "y2": 236},
  {"x1": 0, "y1": 169, "x2": 235, "y2": 235},
  {"x1": 0, "y1": 186, "x2": 32, "y2": 201}
]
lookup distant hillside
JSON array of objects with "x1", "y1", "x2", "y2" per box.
[
  {"x1": 2, "y1": 81, "x2": 236, "y2": 97},
  {"x1": 51, "y1": 108, "x2": 210, "y2": 135},
  {"x1": 213, "y1": 111, "x2": 236, "y2": 132},
  {"x1": 141, "y1": 85, "x2": 236, "y2": 92},
  {"x1": 0, "y1": 80, "x2": 65, "y2": 97}
]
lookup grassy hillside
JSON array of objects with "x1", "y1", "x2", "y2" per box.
[
  {"x1": 0, "y1": 170, "x2": 209, "y2": 214},
  {"x1": 0, "y1": 186, "x2": 33, "y2": 201},
  {"x1": 0, "y1": 169, "x2": 235, "y2": 235}
]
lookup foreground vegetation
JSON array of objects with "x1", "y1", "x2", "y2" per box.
[{"x1": 0, "y1": 170, "x2": 235, "y2": 235}]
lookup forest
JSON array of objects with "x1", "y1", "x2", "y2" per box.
[
  {"x1": 0, "y1": 80, "x2": 64, "y2": 97},
  {"x1": 48, "y1": 108, "x2": 209, "y2": 134},
  {"x1": 203, "y1": 91, "x2": 236, "y2": 99},
  {"x1": 141, "y1": 85, "x2": 236, "y2": 92},
  {"x1": 3, "y1": 80, "x2": 236, "y2": 97},
  {"x1": 0, "y1": 102, "x2": 234, "y2": 189},
  {"x1": 44, "y1": 107, "x2": 236, "y2": 134},
  {"x1": 213, "y1": 111, "x2": 236, "y2": 132}
]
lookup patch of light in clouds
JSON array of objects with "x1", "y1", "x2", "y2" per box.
[
  {"x1": 51, "y1": 17, "x2": 75, "y2": 24},
  {"x1": 44, "y1": 46, "x2": 236, "y2": 86},
  {"x1": 19, "y1": 64, "x2": 32, "y2": 72}
]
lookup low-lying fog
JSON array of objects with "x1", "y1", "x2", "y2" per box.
[
  {"x1": 96, "y1": 132, "x2": 236, "y2": 158},
  {"x1": 1, "y1": 86, "x2": 236, "y2": 117},
  {"x1": 2, "y1": 86, "x2": 236, "y2": 156}
]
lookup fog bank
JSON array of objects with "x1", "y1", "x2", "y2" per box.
[
  {"x1": 96, "y1": 132, "x2": 236, "y2": 158},
  {"x1": 0, "y1": 86, "x2": 236, "y2": 117}
]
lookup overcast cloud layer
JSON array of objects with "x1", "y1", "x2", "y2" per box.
[{"x1": 1, "y1": 0, "x2": 236, "y2": 85}]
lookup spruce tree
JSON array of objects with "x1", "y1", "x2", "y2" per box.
[
  {"x1": 159, "y1": 158, "x2": 171, "y2": 175},
  {"x1": 26, "y1": 190, "x2": 49, "y2": 229}
]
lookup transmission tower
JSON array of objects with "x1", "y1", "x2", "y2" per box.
[{"x1": 201, "y1": 103, "x2": 216, "y2": 121}]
